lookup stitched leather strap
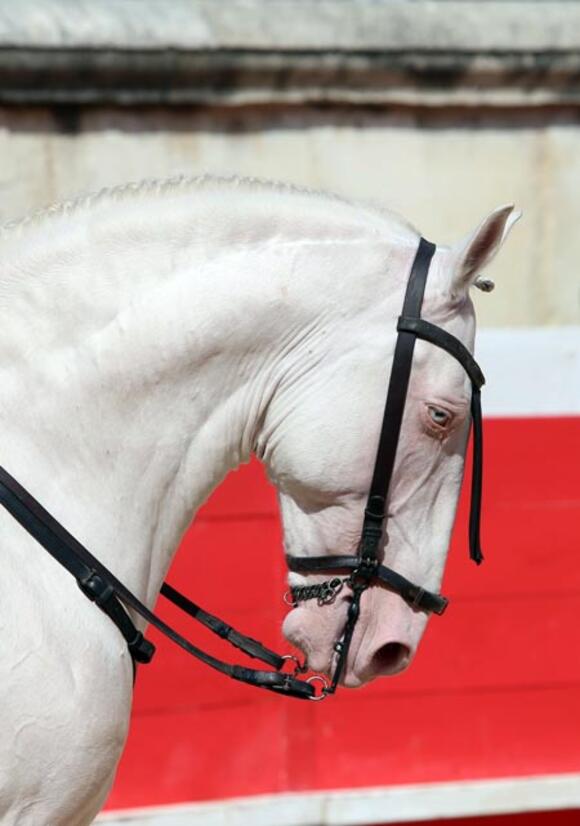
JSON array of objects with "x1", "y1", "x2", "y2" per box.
[
  {"x1": 286, "y1": 554, "x2": 448, "y2": 614},
  {"x1": 359, "y1": 239, "x2": 437, "y2": 561},
  {"x1": 0, "y1": 468, "x2": 155, "y2": 665},
  {"x1": 160, "y1": 582, "x2": 284, "y2": 669},
  {"x1": 397, "y1": 316, "x2": 485, "y2": 389},
  {"x1": 0, "y1": 466, "x2": 314, "y2": 699},
  {"x1": 396, "y1": 315, "x2": 485, "y2": 562},
  {"x1": 469, "y1": 388, "x2": 484, "y2": 564}
]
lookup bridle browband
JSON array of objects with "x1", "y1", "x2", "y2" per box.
[{"x1": 0, "y1": 236, "x2": 485, "y2": 701}]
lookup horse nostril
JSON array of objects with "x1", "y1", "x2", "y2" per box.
[{"x1": 371, "y1": 642, "x2": 411, "y2": 675}]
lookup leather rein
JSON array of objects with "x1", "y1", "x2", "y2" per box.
[{"x1": 0, "y1": 237, "x2": 485, "y2": 701}]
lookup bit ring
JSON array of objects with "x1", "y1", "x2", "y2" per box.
[
  {"x1": 281, "y1": 654, "x2": 307, "y2": 675},
  {"x1": 306, "y1": 674, "x2": 329, "y2": 701}
]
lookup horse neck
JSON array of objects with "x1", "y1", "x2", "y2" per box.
[
  {"x1": 0, "y1": 203, "x2": 288, "y2": 604},
  {"x1": 0, "y1": 186, "x2": 405, "y2": 606}
]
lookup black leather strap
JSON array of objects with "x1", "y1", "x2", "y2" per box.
[
  {"x1": 360, "y1": 239, "x2": 437, "y2": 561},
  {"x1": 0, "y1": 466, "x2": 314, "y2": 700},
  {"x1": 328, "y1": 581, "x2": 365, "y2": 691},
  {"x1": 78, "y1": 571, "x2": 154, "y2": 665},
  {"x1": 286, "y1": 554, "x2": 448, "y2": 615},
  {"x1": 0, "y1": 467, "x2": 155, "y2": 665},
  {"x1": 396, "y1": 315, "x2": 485, "y2": 563},
  {"x1": 160, "y1": 582, "x2": 284, "y2": 670},
  {"x1": 288, "y1": 554, "x2": 363, "y2": 573},
  {"x1": 397, "y1": 316, "x2": 485, "y2": 389},
  {"x1": 469, "y1": 388, "x2": 484, "y2": 564}
]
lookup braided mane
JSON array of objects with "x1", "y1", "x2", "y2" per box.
[{"x1": 0, "y1": 173, "x2": 416, "y2": 241}]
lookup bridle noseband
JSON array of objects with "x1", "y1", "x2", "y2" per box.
[{"x1": 0, "y1": 237, "x2": 485, "y2": 701}]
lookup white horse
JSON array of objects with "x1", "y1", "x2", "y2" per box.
[{"x1": 0, "y1": 176, "x2": 519, "y2": 824}]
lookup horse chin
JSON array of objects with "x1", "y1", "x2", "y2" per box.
[{"x1": 340, "y1": 672, "x2": 367, "y2": 689}]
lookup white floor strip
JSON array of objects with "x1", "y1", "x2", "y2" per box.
[
  {"x1": 477, "y1": 326, "x2": 580, "y2": 417},
  {"x1": 97, "y1": 773, "x2": 580, "y2": 825}
]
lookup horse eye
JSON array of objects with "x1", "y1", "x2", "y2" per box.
[{"x1": 428, "y1": 406, "x2": 451, "y2": 427}]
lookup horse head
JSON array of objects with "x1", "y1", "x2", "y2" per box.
[{"x1": 261, "y1": 204, "x2": 520, "y2": 687}]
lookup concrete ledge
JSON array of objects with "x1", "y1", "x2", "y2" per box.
[
  {"x1": 1, "y1": 1, "x2": 580, "y2": 106},
  {"x1": 2, "y1": 1, "x2": 580, "y2": 52},
  {"x1": 97, "y1": 773, "x2": 580, "y2": 825}
]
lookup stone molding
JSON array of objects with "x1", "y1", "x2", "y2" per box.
[
  {"x1": 1, "y1": 0, "x2": 579, "y2": 106},
  {"x1": 2, "y1": 1, "x2": 580, "y2": 52}
]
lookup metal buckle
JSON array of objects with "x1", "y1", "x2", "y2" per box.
[
  {"x1": 317, "y1": 577, "x2": 344, "y2": 606},
  {"x1": 347, "y1": 558, "x2": 377, "y2": 592}
]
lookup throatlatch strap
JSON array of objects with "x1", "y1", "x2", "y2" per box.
[{"x1": 396, "y1": 316, "x2": 486, "y2": 563}]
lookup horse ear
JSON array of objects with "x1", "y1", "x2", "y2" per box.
[{"x1": 451, "y1": 204, "x2": 521, "y2": 296}]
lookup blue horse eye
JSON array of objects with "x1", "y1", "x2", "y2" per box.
[{"x1": 429, "y1": 407, "x2": 450, "y2": 425}]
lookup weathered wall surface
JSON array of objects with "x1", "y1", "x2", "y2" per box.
[
  {"x1": 1, "y1": 106, "x2": 578, "y2": 328},
  {"x1": 0, "y1": 0, "x2": 579, "y2": 328}
]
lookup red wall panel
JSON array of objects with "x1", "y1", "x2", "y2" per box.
[{"x1": 105, "y1": 417, "x2": 580, "y2": 810}]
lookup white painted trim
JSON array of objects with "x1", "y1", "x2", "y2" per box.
[
  {"x1": 477, "y1": 326, "x2": 580, "y2": 417},
  {"x1": 98, "y1": 773, "x2": 580, "y2": 825}
]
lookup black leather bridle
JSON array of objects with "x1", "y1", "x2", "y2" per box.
[
  {"x1": 285, "y1": 238, "x2": 485, "y2": 695},
  {"x1": 0, "y1": 237, "x2": 485, "y2": 701}
]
